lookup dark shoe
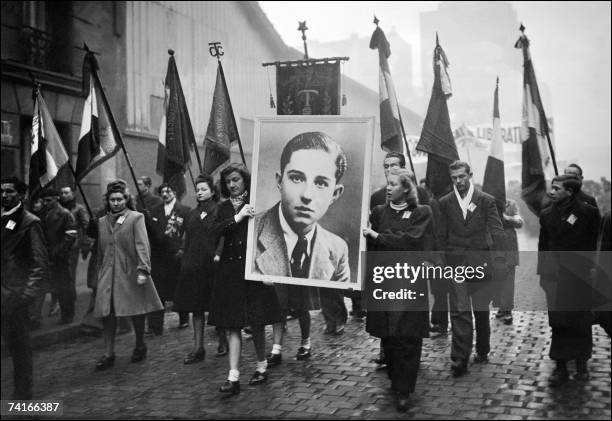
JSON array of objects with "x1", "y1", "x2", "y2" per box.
[
  {"x1": 430, "y1": 324, "x2": 447, "y2": 336},
  {"x1": 323, "y1": 325, "x2": 336, "y2": 335},
  {"x1": 495, "y1": 310, "x2": 507, "y2": 319},
  {"x1": 296, "y1": 347, "x2": 311, "y2": 360},
  {"x1": 216, "y1": 343, "x2": 228, "y2": 357},
  {"x1": 372, "y1": 352, "x2": 387, "y2": 366},
  {"x1": 575, "y1": 360, "x2": 589, "y2": 381},
  {"x1": 248, "y1": 371, "x2": 268, "y2": 385},
  {"x1": 95, "y1": 354, "x2": 115, "y2": 371},
  {"x1": 473, "y1": 353, "x2": 489, "y2": 363},
  {"x1": 183, "y1": 349, "x2": 205, "y2": 364},
  {"x1": 332, "y1": 325, "x2": 345, "y2": 336},
  {"x1": 396, "y1": 392, "x2": 410, "y2": 412},
  {"x1": 503, "y1": 314, "x2": 513, "y2": 325},
  {"x1": 451, "y1": 360, "x2": 468, "y2": 377},
  {"x1": 266, "y1": 353, "x2": 282, "y2": 367},
  {"x1": 131, "y1": 345, "x2": 147, "y2": 363},
  {"x1": 549, "y1": 368, "x2": 569, "y2": 386},
  {"x1": 178, "y1": 322, "x2": 189, "y2": 329},
  {"x1": 219, "y1": 380, "x2": 240, "y2": 395}
]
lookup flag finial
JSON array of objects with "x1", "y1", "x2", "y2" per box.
[
  {"x1": 168, "y1": 49, "x2": 175, "y2": 56},
  {"x1": 496, "y1": 75, "x2": 499, "y2": 86},
  {"x1": 436, "y1": 32, "x2": 440, "y2": 46},
  {"x1": 208, "y1": 42, "x2": 224, "y2": 60},
  {"x1": 298, "y1": 21, "x2": 309, "y2": 59},
  {"x1": 373, "y1": 15, "x2": 379, "y2": 26},
  {"x1": 519, "y1": 23, "x2": 525, "y2": 33}
]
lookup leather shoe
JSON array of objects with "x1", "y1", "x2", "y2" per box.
[
  {"x1": 451, "y1": 360, "x2": 468, "y2": 377},
  {"x1": 178, "y1": 322, "x2": 189, "y2": 329},
  {"x1": 130, "y1": 345, "x2": 147, "y2": 363},
  {"x1": 473, "y1": 353, "x2": 489, "y2": 363},
  {"x1": 216, "y1": 343, "x2": 228, "y2": 357},
  {"x1": 503, "y1": 314, "x2": 513, "y2": 325},
  {"x1": 296, "y1": 346, "x2": 311, "y2": 360},
  {"x1": 248, "y1": 371, "x2": 268, "y2": 385},
  {"x1": 549, "y1": 368, "x2": 569, "y2": 386},
  {"x1": 323, "y1": 325, "x2": 336, "y2": 335},
  {"x1": 95, "y1": 354, "x2": 115, "y2": 371},
  {"x1": 219, "y1": 380, "x2": 240, "y2": 395},
  {"x1": 396, "y1": 392, "x2": 410, "y2": 412},
  {"x1": 429, "y1": 324, "x2": 447, "y2": 335},
  {"x1": 184, "y1": 349, "x2": 205, "y2": 364},
  {"x1": 266, "y1": 353, "x2": 282, "y2": 367},
  {"x1": 574, "y1": 371, "x2": 590, "y2": 381},
  {"x1": 333, "y1": 325, "x2": 345, "y2": 336}
]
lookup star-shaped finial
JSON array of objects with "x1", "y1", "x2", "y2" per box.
[
  {"x1": 519, "y1": 23, "x2": 525, "y2": 33},
  {"x1": 373, "y1": 15, "x2": 379, "y2": 26},
  {"x1": 298, "y1": 21, "x2": 308, "y2": 33}
]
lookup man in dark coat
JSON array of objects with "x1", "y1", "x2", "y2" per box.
[
  {"x1": 1, "y1": 177, "x2": 48, "y2": 399},
  {"x1": 31, "y1": 188, "x2": 77, "y2": 326},
  {"x1": 136, "y1": 176, "x2": 163, "y2": 213},
  {"x1": 146, "y1": 182, "x2": 190, "y2": 333},
  {"x1": 437, "y1": 161, "x2": 505, "y2": 377},
  {"x1": 564, "y1": 164, "x2": 599, "y2": 211},
  {"x1": 538, "y1": 174, "x2": 600, "y2": 385}
]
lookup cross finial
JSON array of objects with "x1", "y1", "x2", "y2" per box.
[
  {"x1": 298, "y1": 21, "x2": 309, "y2": 59},
  {"x1": 519, "y1": 23, "x2": 525, "y2": 33}
]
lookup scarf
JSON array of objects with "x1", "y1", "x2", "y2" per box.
[
  {"x1": 230, "y1": 191, "x2": 248, "y2": 212},
  {"x1": 389, "y1": 201, "x2": 408, "y2": 212}
]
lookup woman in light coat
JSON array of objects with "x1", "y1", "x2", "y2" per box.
[{"x1": 93, "y1": 180, "x2": 163, "y2": 370}]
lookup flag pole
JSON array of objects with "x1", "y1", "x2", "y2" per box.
[
  {"x1": 397, "y1": 114, "x2": 416, "y2": 176},
  {"x1": 84, "y1": 46, "x2": 147, "y2": 210},
  {"x1": 32, "y1": 81, "x2": 94, "y2": 218}
]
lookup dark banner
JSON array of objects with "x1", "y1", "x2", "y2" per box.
[{"x1": 276, "y1": 62, "x2": 340, "y2": 115}]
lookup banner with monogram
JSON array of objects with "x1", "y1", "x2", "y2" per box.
[{"x1": 276, "y1": 62, "x2": 341, "y2": 115}]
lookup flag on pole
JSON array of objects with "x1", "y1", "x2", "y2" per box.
[
  {"x1": 482, "y1": 77, "x2": 506, "y2": 209},
  {"x1": 155, "y1": 50, "x2": 195, "y2": 199},
  {"x1": 75, "y1": 52, "x2": 121, "y2": 182},
  {"x1": 515, "y1": 25, "x2": 556, "y2": 215},
  {"x1": 369, "y1": 24, "x2": 403, "y2": 153},
  {"x1": 29, "y1": 87, "x2": 70, "y2": 194},
  {"x1": 416, "y1": 34, "x2": 459, "y2": 198},
  {"x1": 203, "y1": 63, "x2": 240, "y2": 174}
]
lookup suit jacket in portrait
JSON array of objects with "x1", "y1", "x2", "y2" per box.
[{"x1": 252, "y1": 203, "x2": 350, "y2": 284}]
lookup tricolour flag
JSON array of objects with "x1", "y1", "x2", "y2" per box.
[
  {"x1": 515, "y1": 26, "x2": 556, "y2": 216},
  {"x1": 416, "y1": 34, "x2": 459, "y2": 198},
  {"x1": 482, "y1": 77, "x2": 506, "y2": 209},
  {"x1": 369, "y1": 25, "x2": 402, "y2": 152},
  {"x1": 156, "y1": 51, "x2": 195, "y2": 199},
  {"x1": 203, "y1": 63, "x2": 240, "y2": 175},
  {"x1": 29, "y1": 88, "x2": 70, "y2": 194},
  {"x1": 75, "y1": 51, "x2": 121, "y2": 182}
]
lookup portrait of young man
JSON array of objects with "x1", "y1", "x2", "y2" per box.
[{"x1": 246, "y1": 116, "x2": 374, "y2": 289}]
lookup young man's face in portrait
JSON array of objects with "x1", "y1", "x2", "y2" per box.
[{"x1": 276, "y1": 149, "x2": 344, "y2": 234}]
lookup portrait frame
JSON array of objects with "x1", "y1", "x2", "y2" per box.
[{"x1": 245, "y1": 115, "x2": 375, "y2": 290}]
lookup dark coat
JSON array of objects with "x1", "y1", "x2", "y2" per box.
[
  {"x1": 173, "y1": 200, "x2": 220, "y2": 312},
  {"x1": 365, "y1": 204, "x2": 433, "y2": 339},
  {"x1": 1, "y1": 204, "x2": 47, "y2": 315},
  {"x1": 136, "y1": 191, "x2": 163, "y2": 214},
  {"x1": 148, "y1": 200, "x2": 190, "y2": 301},
  {"x1": 437, "y1": 187, "x2": 505, "y2": 270},
  {"x1": 209, "y1": 199, "x2": 282, "y2": 328},
  {"x1": 94, "y1": 210, "x2": 163, "y2": 317},
  {"x1": 42, "y1": 203, "x2": 77, "y2": 263},
  {"x1": 61, "y1": 200, "x2": 91, "y2": 253}
]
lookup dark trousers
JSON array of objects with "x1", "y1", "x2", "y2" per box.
[
  {"x1": 319, "y1": 288, "x2": 347, "y2": 329},
  {"x1": 350, "y1": 290, "x2": 364, "y2": 314},
  {"x1": 449, "y1": 280, "x2": 493, "y2": 363},
  {"x1": 381, "y1": 336, "x2": 423, "y2": 394},
  {"x1": 493, "y1": 266, "x2": 516, "y2": 311},
  {"x1": 1, "y1": 306, "x2": 33, "y2": 399},
  {"x1": 548, "y1": 311, "x2": 593, "y2": 361},
  {"x1": 52, "y1": 261, "x2": 76, "y2": 320},
  {"x1": 430, "y1": 278, "x2": 450, "y2": 327}
]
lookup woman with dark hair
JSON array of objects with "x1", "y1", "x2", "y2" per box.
[
  {"x1": 210, "y1": 163, "x2": 282, "y2": 396},
  {"x1": 173, "y1": 174, "x2": 227, "y2": 363},
  {"x1": 92, "y1": 180, "x2": 163, "y2": 370},
  {"x1": 363, "y1": 168, "x2": 434, "y2": 412}
]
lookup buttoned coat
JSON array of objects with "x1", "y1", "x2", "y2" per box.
[
  {"x1": 252, "y1": 204, "x2": 350, "y2": 309},
  {"x1": 94, "y1": 210, "x2": 163, "y2": 317}
]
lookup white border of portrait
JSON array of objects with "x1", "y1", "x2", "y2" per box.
[{"x1": 245, "y1": 115, "x2": 374, "y2": 290}]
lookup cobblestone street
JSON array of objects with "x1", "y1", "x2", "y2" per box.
[{"x1": 2, "y1": 308, "x2": 610, "y2": 419}]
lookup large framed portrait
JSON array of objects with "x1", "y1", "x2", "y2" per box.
[{"x1": 245, "y1": 116, "x2": 375, "y2": 290}]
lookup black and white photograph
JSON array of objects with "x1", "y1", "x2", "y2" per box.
[
  {"x1": 245, "y1": 116, "x2": 374, "y2": 290},
  {"x1": 1, "y1": 1, "x2": 610, "y2": 419}
]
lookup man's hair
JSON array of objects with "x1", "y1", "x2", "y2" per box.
[
  {"x1": 552, "y1": 174, "x2": 582, "y2": 196},
  {"x1": 40, "y1": 188, "x2": 60, "y2": 198},
  {"x1": 60, "y1": 185, "x2": 75, "y2": 192},
  {"x1": 448, "y1": 160, "x2": 472, "y2": 174},
  {"x1": 280, "y1": 132, "x2": 347, "y2": 183},
  {"x1": 220, "y1": 163, "x2": 251, "y2": 198},
  {"x1": 389, "y1": 168, "x2": 418, "y2": 210},
  {"x1": 159, "y1": 183, "x2": 176, "y2": 193},
  {"x1": 195, "y1": 173, "x2": 219, "y2": 202},
  {"x1": 138, "y1": 176, "x2": 152, "y2": 187},
  {"x1": 567, "y1": 163, "x2": 583, "y2": 177},
  {"x1": 384, "y1": 152, "x2": 406, "y2": 168},
  {"x1": 0, "y1": 176, "x2": 28, "y2": 195}
]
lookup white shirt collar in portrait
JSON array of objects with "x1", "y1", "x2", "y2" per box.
[
  {"x1": 164, "y1": 198, "x2": 176, "y2": 217},
  {"x1": 454, "y1": 182, "x2": 475, "y2": 219},
  {"x1": 278, "y1": 205, "x2": 316, "y2": 260}
]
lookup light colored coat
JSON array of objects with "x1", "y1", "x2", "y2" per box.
[{"x1": 94, "y1": 209, "x2": 163, "y2": 317}]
